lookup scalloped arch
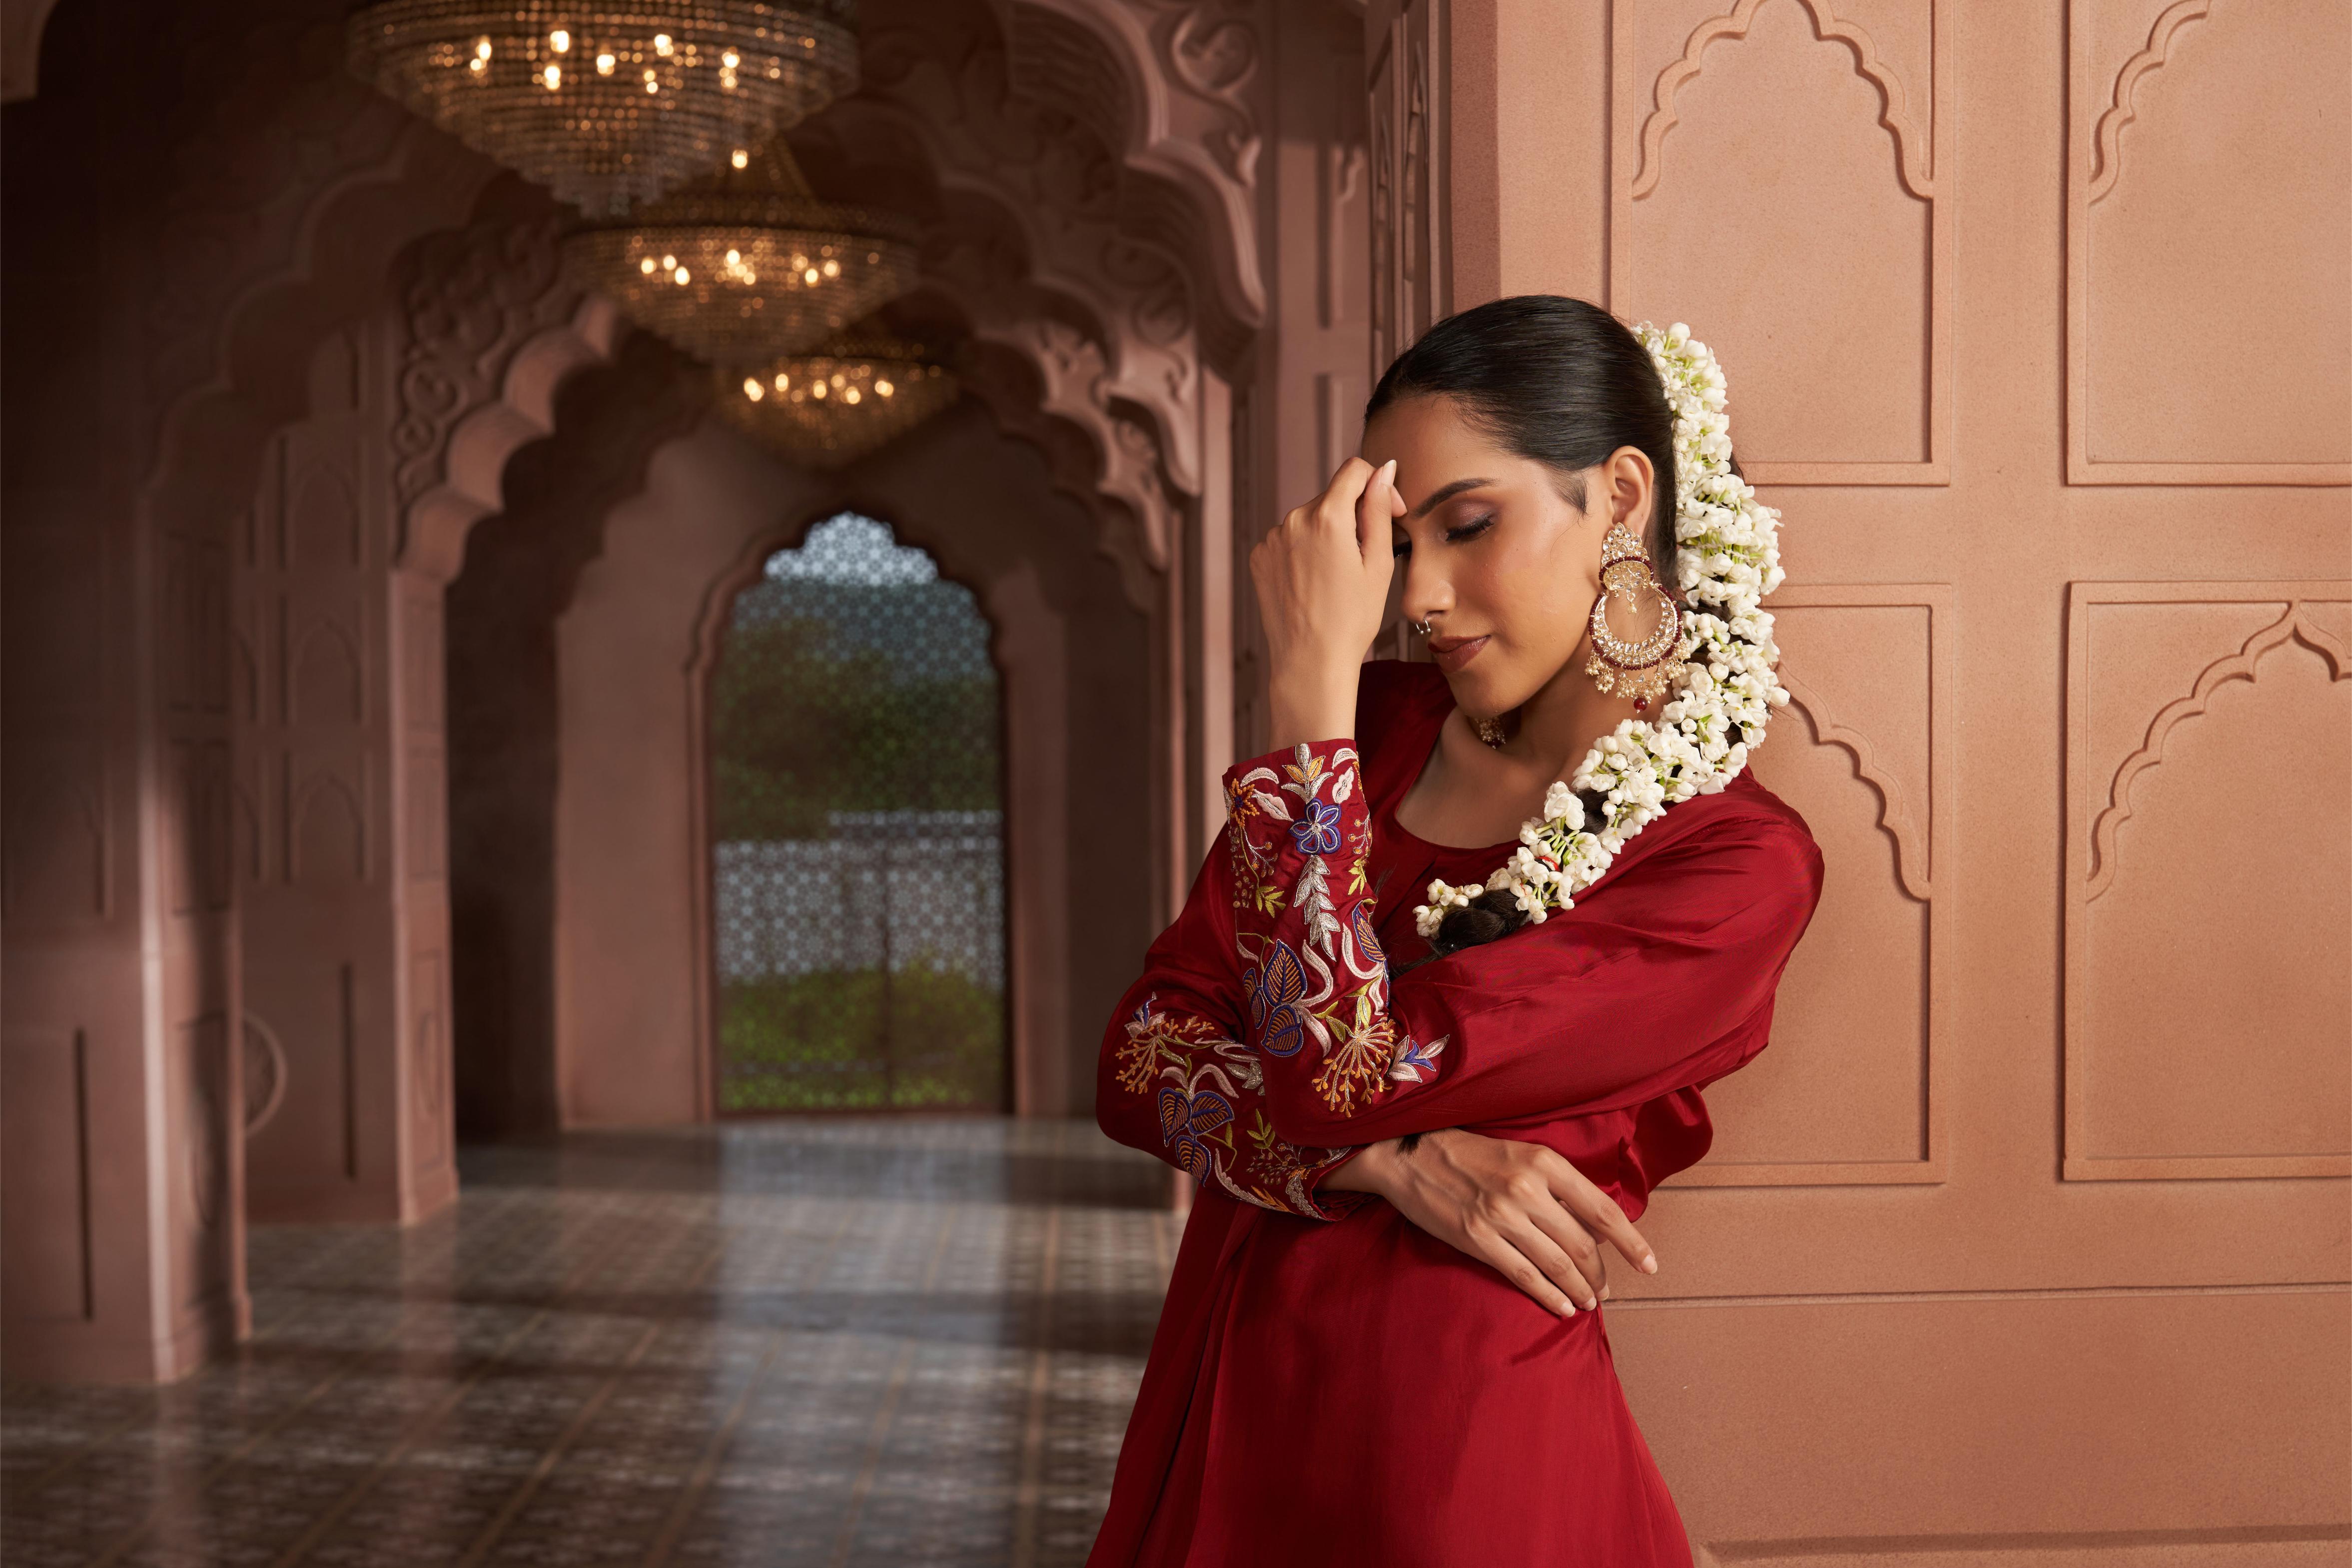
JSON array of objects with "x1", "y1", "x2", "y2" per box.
[
  {"x1": 2088, "y1": 605, "x2": 2350, "y2": 900},
  {"x1": 2087, "y1": 0, "x2": 2212, "y2": 204},
  {"x1": 816, "y1": 89, "x2": 1189, "y2": 573},
  {"x1": 397, "y1": 299, "x2": 621, "y2": 585},
  {"x1": 1777, "y1": 667, "x2": 1930, "y2": 900},
  {"x1": 1633, "y1": 0, "x2": 1936, "y2": 201},
  {"x1": 1010, "y1": 0, "x2": 1265, "y2": 329}
]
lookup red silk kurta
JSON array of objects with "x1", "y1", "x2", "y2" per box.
[{"x1": 1087, "y1": 660, "x2": 1824, "y2": 1567}]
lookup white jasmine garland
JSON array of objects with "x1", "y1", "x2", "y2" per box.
[{"x1": 1410, "y1": 321, "x2": 1788, "y2": 944}]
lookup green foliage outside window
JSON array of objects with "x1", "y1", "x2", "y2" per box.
[{"x1": 709, "y1": 515, "x2": 1006, "y2": 1115}]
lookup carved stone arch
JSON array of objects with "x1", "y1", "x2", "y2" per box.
[
  {"x1": 1004, "y1": 0, "x2": 1268, "y2": 333},
  {"x1": 398, "y1": 302, "x2": 622, "y2": 584},
  {"x1": 955, "y1": 336, "x2": 1158, "y2": 609},
  {"x1": 827, "y1": 71, "x2": 1206, "y2": 499},
  {"x1": 1633, "y1": 0, "x2": 1937, "y2": 201},
  {"x1": 387, "y1": 209, "x2": 624, "y2": 585},
  {"x1": 143, "y1": 121, "x2": 496, "y2": 544},
  {"x1": 2087, "y1": 604, "x2": 2352, "y2": 901}
]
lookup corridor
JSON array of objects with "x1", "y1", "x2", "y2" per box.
[{"x1": 1, "y1": 1121, "x2": 1175, "y2": 1568}]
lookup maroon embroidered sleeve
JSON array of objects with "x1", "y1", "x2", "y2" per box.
[
  {"x1": 1093, "y1": 821, "x2": 1372, "y2": 1222},
  {"x1": 1221, "y1": 739, "x2": 1824, "y2": 1147}
]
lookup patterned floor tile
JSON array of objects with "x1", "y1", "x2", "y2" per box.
[{"x1": 2, "y1": 1119, "x2": 1172, "y2": 1567}]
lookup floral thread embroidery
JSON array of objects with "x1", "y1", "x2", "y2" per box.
[
  {"x1": 1116, "y1": 996, "x2": 1356, "y2": 1218},
  {"x1": 1388, "y1": 1031, "x2": 1448, "y2": 1084},
  {"x1": 1244, "y1": 941, "x2": 1310, "y2": 1058},
  {"x1": 1291, "y1": 796, "x2": 1343, "y2": 854},
  {"x1": 1226, "y1": 742, "x2": 1414, "y2": 1117}
]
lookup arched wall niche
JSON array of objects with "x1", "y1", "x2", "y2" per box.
[{"x1": 551, "y1": 402, "x2": 1151, "y2": 1128}]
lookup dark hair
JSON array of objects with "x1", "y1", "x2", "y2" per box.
[
  {"x1": 1365, "y1": 295, "x2": 1678, "y2": 575},
  {"x1": 1369, "y1": 296, "x2": 1681, "y2": 962}
]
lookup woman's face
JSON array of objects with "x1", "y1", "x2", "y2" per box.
[{"x1": 1362, "y1": 393, "x2": 1650, "y2": 719}]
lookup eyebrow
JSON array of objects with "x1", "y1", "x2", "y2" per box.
[{"x1": 1407, "y1": 477, "x2": 1495, "y2": 520}]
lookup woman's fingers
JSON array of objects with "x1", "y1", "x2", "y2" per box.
[
  {"x1": 1541, "y1": 1150, "x2": 1658, "y2": 1276},
  {"x1": 1518, "y1": 1198, "x2": 1608, "y2": 1308},
  {"x1": 1498, "y1": 1213, "x2": 1600, "y2": 1313},
  {"x1": 1312, "y1": 456, "x2": 1379, "y2": 533},
  {"x1": 1466, "y1": 1222, "x2": 1585, "y2": 1318},
  {"x1": 1354, "y1": 458, "x2": 1400, "y2": 548}
]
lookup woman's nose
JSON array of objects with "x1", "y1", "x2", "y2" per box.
[{"x1": 1400, "y1": 559, "x2": 1451, "y2": 626}]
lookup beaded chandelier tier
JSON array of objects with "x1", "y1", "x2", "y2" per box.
[
  {"x1": 347, "y1": 0, "x2": 858, "y2": 215},
  {"x1": 715, "y1": 339, "x2": 958, "y2": 468},
  {"x1": 561, "y1": 139, "x2": 920, "y2": 364}
]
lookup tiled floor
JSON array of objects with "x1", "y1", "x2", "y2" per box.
[{"x1": 1, "y1": 1119, "x2": 1179, "y2": 1568}]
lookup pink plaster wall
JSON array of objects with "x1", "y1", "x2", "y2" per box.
[{"x1": 1383, "y1": 0, "x2": 2352, "y2": 1552}]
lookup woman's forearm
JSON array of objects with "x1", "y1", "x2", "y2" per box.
[
  {"x1": 1265, "y1": 663, "x2": 1361, "y2": 755},
  {"x1": 1315, "y1": 1138, "x2": 1399, "y2": 1194}
]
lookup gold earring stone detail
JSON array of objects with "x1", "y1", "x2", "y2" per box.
[{"x1": 1583, "y1": 519, "x2": 1686, "y2": 714}]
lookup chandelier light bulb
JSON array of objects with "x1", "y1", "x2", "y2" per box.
[
  {"x1": 542, "y1": 64, "x2": 560, "y2": 88},
  {"x1": 653, "y1": 32, "x2": 672, "y2": 52},
  {"x1": 548, "y1": 27, "x2": 568, "y2": 50},
  {"x1": 595, "y1": 50, "x2": 614, "y2": 73},
  {"x1": 743, "y1": 377, "x2": 763, "y2": 399},
  {"x1": 732, "y1": 148, "x2": 749, "y2": 168},
  {"x1": 874, "y1": 379, "x2": 892, "y2": 397}
]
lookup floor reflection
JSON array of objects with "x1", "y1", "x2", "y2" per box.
[{"x1": 2, "y1": 1119, "x2": 1176, "y2": 1568}]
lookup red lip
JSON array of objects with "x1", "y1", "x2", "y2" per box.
[{"x1": 1426, "y1": 634, "x2": 1489, "y2": 673}]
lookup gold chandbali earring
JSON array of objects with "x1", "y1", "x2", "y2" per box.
[{"x1": 1584, "y1": 518, "x2": 1687, "y2": 714}]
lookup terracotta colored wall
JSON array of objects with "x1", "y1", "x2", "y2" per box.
[
  {"x1": 1370, "y1": 0, "x2": 2351, "y2": 1555},
  {"x1": 551, "y1": 404, "x2": 1152, "y2": 1127}
]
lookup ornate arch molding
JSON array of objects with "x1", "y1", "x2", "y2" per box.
[
  {"x1": 1001, "y1": 0, "x2": 1268, "y2": 337},
  {"x1": 843, "y1": 38, "x2": 1207, "y2": 502},
  {"x1": 388, "y1": 216, "x2": 623, "y2": 585},
  {"x1": 144, "y1": 121, "x2": 493, "y2": 546},
  {"x1": 2087, "y1": 603, "x2": 2350, "y2": 900},
  {"x1": 806, "y1": 94, "x2": 1189, "y2": 595}
]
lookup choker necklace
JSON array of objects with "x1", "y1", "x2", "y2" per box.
[{"x1": 1470, "y1": 714, "x2": 1509, "y2": 748}]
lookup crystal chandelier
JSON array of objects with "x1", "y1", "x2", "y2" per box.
[
  {"x1": 347, "y1": 1, "x2": 858, "y2": 215},
  {"x1": 561, "y1": 139, "x2": 920, "y2": 364},
  {"x1": 714, "y1": 339, "x2": 958, "y2": 468}
]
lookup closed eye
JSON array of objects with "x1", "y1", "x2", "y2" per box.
[{"x1": 1445, "y1": 514, "x2": 1497, "y2": 545}]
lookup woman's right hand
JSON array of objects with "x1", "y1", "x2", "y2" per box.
[{"x1": 1330, "y1": 1129, "x2": 1659, "y2": 1317}]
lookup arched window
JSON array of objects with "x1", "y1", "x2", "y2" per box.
[{"x1": 708, "y1": 514, "x2": 1005, "y2": 1111}]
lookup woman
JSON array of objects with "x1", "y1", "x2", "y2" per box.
[{"x1": 1087, "y1": 296, "x2": 1823, "y2": 1566}]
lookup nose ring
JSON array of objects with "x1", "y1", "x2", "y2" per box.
[{"x1": 1408, "y1": 618, "x2": 1432, "y2": 636}]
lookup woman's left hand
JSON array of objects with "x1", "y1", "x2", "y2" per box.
[
  {"x1": 1253, "y1": 456, "x2": 1406, "y2": 750},
  {"x1": 1325, "y1": 1129, "x2": 1659, "y2": 1317}
]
